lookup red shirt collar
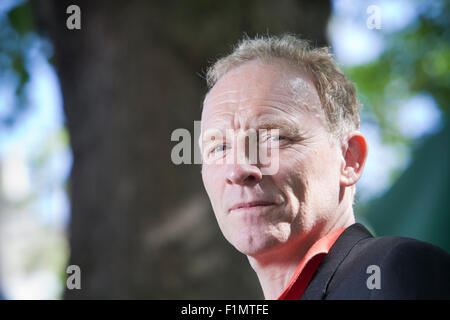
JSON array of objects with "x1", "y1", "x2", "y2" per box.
[{"x1": 277, "y1": 227, "x2": 346, "y2": 300}]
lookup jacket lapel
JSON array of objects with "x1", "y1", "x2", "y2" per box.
[{"x1": 301, "y1": 223, "x2": 373, "y2": 300}]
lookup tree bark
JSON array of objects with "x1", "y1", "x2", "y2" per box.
[{"x1": 31, "y1": 0, "x2": 330, "y2": 299}]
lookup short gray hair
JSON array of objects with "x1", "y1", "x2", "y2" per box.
[{"x1": 205, "y1": 34, "x2": 362, "y2": 139}]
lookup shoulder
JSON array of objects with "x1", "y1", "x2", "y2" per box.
[
  {"x1": 368, "y1": 236, "x2": 450, "y2": 299},
  {"x1": 325, "y1": 235, "x2": 450, "y2": 299}
]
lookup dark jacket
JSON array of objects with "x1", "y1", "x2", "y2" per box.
[{"x1": 302, "y1": 223, "x2": 450, "y2": 299}]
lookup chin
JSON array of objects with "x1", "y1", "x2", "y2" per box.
[{"x1": 230, "y1": 232, "x2": 281, "y2": 257}]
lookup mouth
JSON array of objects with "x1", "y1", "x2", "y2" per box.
[{"x1": 229, "y1": 201, "x2": 275, "y2": 213}]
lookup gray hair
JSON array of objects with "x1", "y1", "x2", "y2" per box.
[{"x1": 205, "y1": 34, "x2": 362, "y2": 140}]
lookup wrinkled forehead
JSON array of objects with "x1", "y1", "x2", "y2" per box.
[{"x1": 202, "y1": 59, "x2": 321, "y2": 120}]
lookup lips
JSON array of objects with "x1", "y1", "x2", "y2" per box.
[{"x1": 229, "y1": 201, "x2": 275, "y2": 213}]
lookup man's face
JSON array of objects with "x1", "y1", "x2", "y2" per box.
[{"x1": 200, "y1": 59, "x2": 344, "y2": 257}]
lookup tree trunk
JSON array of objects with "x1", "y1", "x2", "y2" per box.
[{"x1": 31, "y1": 0, "x2": 330, "y2": 299}]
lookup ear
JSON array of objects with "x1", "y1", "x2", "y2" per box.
[{"x1": 339, "y1": 131, "x2": 368, "y2": 187}]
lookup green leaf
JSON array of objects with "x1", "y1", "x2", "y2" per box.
[
  {"x1": 7, "y1": 2, "x2": 35, "y2": 35},
  {"x1": 11, "y1": 53, "x2": 29, "y2": 96}
]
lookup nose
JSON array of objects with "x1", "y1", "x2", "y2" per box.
[{"x1": 226, "y1": 163, "x2": 263, "y2": 186}]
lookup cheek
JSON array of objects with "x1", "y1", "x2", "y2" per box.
[
  {"x1": 275, "y1": 145, "x2": 340, "y2": 213},
  {"x1": 305, "y1": 146, "x2": 342, "y2": 211},
  {"x1": 202, "y1": 165, "x2": 224, "y2": 206},
  {"x1": 313, "y1": 146, "x2": 341, "y2": 183},
  {"x1": 276, "y1": 150, "x2": 309, "y2": 192},
  {"x1": 271, "y1": 155, "x2": 309, "y2": 217}
]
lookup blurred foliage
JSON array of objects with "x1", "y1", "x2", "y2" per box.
[
  {"x1": 347, "y1": 0, "x2": 449, "y2": 205},
  {"x1": 344, "y1": 0, "x2": 449, "y2": 146},
  {"x1": 348, "y1": 0, "x2": 450, "y2": 250},
  {"x1": 0, "y1": 0, "x2": 68, "y2": 299},
  {"x1": 0, "y1": 0, "x2": 35, "y2": 128},
  {"x1": 8, "y1": 1, "x2": 34, "y2": 34},
  {"x1": 365, "y1": 117, "x2": 450, "y2": 251}
]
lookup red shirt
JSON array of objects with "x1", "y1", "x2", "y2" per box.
[{"x1": 277, "y1": 227, "x2": 346, "y2": 300}]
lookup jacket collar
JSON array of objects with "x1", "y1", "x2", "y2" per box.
[{"x1": 301, "y1": 223, "x2": 373, "y2": 300}]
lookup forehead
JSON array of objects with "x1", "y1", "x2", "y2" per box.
[
  {"x1": 205, "y1": 59, "x2": 309, "y2": 103},
  {"x1": 202, "y1": 59, "x2": 322, "y2": 128}
]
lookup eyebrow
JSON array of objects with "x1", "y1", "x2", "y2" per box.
[
  {"x1": 200, "y1": 117, "x2": 300, "y2": 145},
  {"x1": 254, "y1": 117, "x2": 300, "y2": 136}
]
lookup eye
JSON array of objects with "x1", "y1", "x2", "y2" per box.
[
  {"x1": 269, "y1": 135, "x2": 287, "y2": 142},
  {"x1": 211, "y1": 144, "x2": 227, "y2": 154}
]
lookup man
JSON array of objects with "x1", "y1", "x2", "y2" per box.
[{"x1": 199, "y1": 35, "x2": 450, "y2": 300}]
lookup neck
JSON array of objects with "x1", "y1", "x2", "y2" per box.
[{"x1": 248, "y1": 205, "x2": 355, "y2": 300}]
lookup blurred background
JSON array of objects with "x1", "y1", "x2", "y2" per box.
[{"x1": 0, "y1": 0, "x2": 448, "y2": 299}]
